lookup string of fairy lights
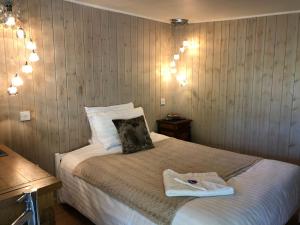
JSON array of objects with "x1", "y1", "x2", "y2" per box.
[
  {"x1": 1, "y1": 0, "x2": 39, "y2": 95},
  {"x1": 170, "y1": 40, "x2": 190, "y2": 86},
  {"x1": 169, "y1": 18, "x2": 201, "y2": 87},
  {"x1": 1, "y1": 4, "x2": 193, "y2": 94}
]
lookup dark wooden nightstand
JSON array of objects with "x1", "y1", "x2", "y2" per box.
[{"x1": 156, "y1": 119, "x2": 192, "y2": 141}]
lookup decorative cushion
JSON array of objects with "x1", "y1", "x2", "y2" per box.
[{"x1": 113, "y1": 116, "x2": 154, "y2": 154}]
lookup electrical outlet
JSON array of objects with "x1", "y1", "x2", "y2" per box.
[
  {"x1": 160, "y1": 98, "x2": 166, "y2": 106},
  {"x1": 20, "y1": 111, "x2": 31, "y2": 122}
]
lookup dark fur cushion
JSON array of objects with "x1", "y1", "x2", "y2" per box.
[{"x1": 112, "y1": 116, "x2": 154, "y2": 154}]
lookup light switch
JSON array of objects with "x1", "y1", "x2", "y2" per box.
[
  {"x1": 20, "y1": 111, "x2": 31, "y2": 122},
  {"x1": 160, "y1": 98, "x2": 166, "y2": 106}
]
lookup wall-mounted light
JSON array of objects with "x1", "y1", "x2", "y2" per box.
[
  {"x1": 170, "y1": 68, "x2": 177, "y2": 74},
  {"x1": 1, "y1": 1, "x2": 18, "y2": 27},
  {"x1": 161, "y1": 66, "x2": 172, "y2": 81},
  {"x1": 1, "y1": 0, "x2": 39, "y2": 95},
  {"x1": 5, "y1": 15, "x2": 15, "y2": 26},
  {"x1": 16, "y1": 27, "x2": 26, "y2": 39},
  {"x1": 0, "y1": 0, "x2": 20, "y2": 27},
  {"x1": 7, "y1": 84, "x2": 18, "y2": 95},
  {"x1": 170, "y1": 61, "x2": 176, "y2": 67},
  {"x1": 176, "y1": 73, "x2": 188, "y2": 86},
  {"x1": 26, "y1": 38, "x2": 37, "y2": 50},
  {"x1": 179, "y1": 47, "x2": 185, "y2": 53},
  {"x1": 174, "y1": 54, "x2": 180, "y2": 61},
  {"x1": 29, "y1": 50, "x2": 39, "y2": 62},
  {"x1": 22, "y1": 61, "x2": 32, "y2": 73},
  {"x1": 183, "y1": 40, "x2": 190, "y2": 48},
  {"x1": 11, "y1": 73, "x2": 23, "y2": 87}
]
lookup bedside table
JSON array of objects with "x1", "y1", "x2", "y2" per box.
[{"x1": 156, "y1": 119, "x2": 192, "y2": 141}]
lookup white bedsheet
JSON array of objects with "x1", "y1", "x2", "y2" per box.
[{"x1": 57, "y1": 133, "x2": 300, "y2": 225}]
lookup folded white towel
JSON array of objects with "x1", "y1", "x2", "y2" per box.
[{"x1": 163, "y1": 169, "x2": 234, "y2": 197}]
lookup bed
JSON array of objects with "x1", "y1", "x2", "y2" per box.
[{"x1": 55, "y1": 132, "x2": 300, "y2": 225}]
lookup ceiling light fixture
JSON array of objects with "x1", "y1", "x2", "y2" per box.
[{"x1": 170, "y1": 18, "x2": 188, "y2": 26}]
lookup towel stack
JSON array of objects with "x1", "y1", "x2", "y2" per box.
[{"x1": 163, "y1": 169, "x2": 234, "y2": 197}]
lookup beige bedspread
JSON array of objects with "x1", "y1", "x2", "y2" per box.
[{"x1": 73, "y1": 138, "x2": 261, "y2": 225}]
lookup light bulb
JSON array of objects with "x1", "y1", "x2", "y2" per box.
[
  {"x1": 190, "y1": 40, "x2": 199, "y2": 49},
  {"x1": 7, "y1": 85, "x2": 18, "y2": 95},
  {"x1": 183, "y1": 40, "x2": 190, "y2": 48},
  {"x1": 26, "y1": 39, "x2": 37, "y2": 50},
  {"x1": 22, "y1": 61, "x2": 33, "y2": 73},
  {"x1": 29, "y1": 50, "x2": 39, "y2": 62},
  {"x1": 174, "y1": 54, "x2": 180, "y2": 61},
  {"x1": 170, "y1": 61, "x2": 176, "y2": 67},
  {"x1": 11, "y1": 74, "x2": 23, "y2": 87},
  {"x1": 16, "y1": 27, "x2": 26, "y2": 39},
  {"x1": 176, "y1": 73, "x2": 188, "y2": 86},
  {"x1": 5, "y1": 16, "x2": 16, "y2": 26},
  {"x1": 179, "y1": 47, "x2": 185, "y2": 53},
  {"x1": 171, "y1": 67, "x2": 177, "y2": 74}
]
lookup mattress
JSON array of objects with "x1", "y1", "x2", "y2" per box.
[{"x1": 56, "y1": 132, "x2": 300, "y2": 225}]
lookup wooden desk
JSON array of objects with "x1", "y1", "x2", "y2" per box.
[{"x1": 0, "y1": 145, "x2": 61, "y2": 225}]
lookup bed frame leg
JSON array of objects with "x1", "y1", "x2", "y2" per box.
[
  {"x1": 54, "y1": 153, "x2": 62, "y2": 178},
  {"x1": 54, "y1": 153, "x2": 62, "y2": 204}
]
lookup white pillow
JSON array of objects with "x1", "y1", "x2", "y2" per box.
[
  {"x1": 85, "y1": 102, "x2": 134, "y2": 115},
  {"x1": 89, "y1": 107, "x2": 150, "y2": 149},
  {"x1": 85, "y1": 102, "x2": 134, "y2": 144}
]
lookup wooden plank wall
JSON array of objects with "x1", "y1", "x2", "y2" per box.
[
  {"x1": 173, "y1": 13, "x2": 300, "y2": 164},
  {"x1": 2, "y1": 1, "x2": 300, "y2": 172},
  {"x1": 0, "y1": 0, "x2": 173, "y2": 173},
  {"x1": 0, "y1": 25, "x2": 11, "y2": 147}
]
